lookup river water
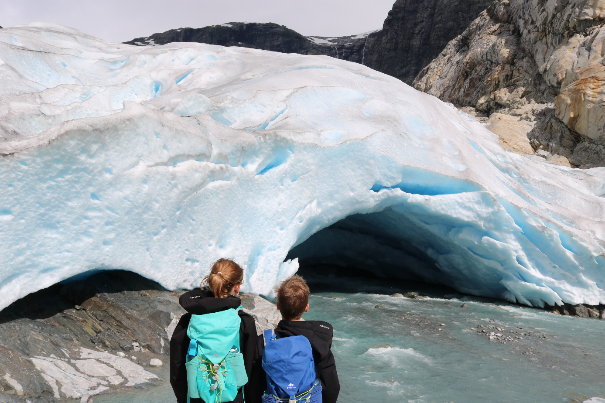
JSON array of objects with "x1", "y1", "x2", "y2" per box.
[{"x1": 94, "y1": 273, "x2": 605, "y2": 403}]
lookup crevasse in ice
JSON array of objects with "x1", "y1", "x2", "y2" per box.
[{"x1": 0, "y1": 23, "x2": 603, "y2": 310}]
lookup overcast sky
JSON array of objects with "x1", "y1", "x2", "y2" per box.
[{"x1": 1, "y1": 0, "x2": 397, "y2": 43}]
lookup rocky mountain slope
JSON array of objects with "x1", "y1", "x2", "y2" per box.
[
  {"x1": 125, "y1": 0, "x2": 493, "y2": 84},
  {"x1": 361, "y1": 0, "x2": 495, "y2": 84},
  {"x1": 414, "y1": 0, "x2": 605, "y2": 168},
  {"x1": 127, "y1": 22, "x2": 376, "y2": 63}
]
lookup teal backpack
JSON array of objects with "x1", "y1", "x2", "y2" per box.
[{"x1": 185, "y1": 307, "x2": 248, "y2": 403}]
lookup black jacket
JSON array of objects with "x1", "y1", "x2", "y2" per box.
[
  {"x1": 272, "y1": 320, "x2": 340, "y2": 403},
  {"x1": 169, "y1": 289, "x2": 263, "y2": 403}
]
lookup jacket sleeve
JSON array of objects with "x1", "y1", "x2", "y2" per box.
[
  {"x1": 170, "y1": 313, "x2": 192, "y2": 403},
  {"x1": 317, "y1": 348, "x2": 340, "y2": 403},
  {"x1": 239, "y1": 312, "x2": 265, "y2": 403},
  {"x1": 313, "y1": 323, "x2": 340, "y2": 403}
]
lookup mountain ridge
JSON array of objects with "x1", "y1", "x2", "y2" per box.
[{"x1": 124, "y1": 0, "x2": 494, "y2": 85}]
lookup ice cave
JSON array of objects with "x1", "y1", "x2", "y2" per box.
[{"x1": 0, "y1": 23, "x2": 604, "y2": 311}]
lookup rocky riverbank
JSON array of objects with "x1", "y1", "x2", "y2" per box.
[
  {"x1": 393, "y1": 288, "x2": 605, "y2": 320},
  {"x1": 0, "y1": 271, "x2": 280, "y2": 402},
  {"x1": 0, "y1": 269, "x2": 601, "y2": 402}
]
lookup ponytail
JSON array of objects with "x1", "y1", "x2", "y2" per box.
[{"x1": 201, "y1": 258, "x2": 243, "y2": 298}]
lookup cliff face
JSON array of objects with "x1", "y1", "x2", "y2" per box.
[
  {"x1": 363, "y1": 0, "x2": 494, "y2": 84},
  {"x1": 125, "y1": 0, "x2": 492, "y2": 85},
  {"x1": 414, "y1": 0, "x2": 605, "y2": 168}
]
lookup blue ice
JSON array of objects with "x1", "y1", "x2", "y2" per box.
[{"x1": 0, "y1": 24, "x2": 603, "y2": 310}]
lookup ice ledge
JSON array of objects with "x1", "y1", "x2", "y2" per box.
[{"x1": 0, "y1": 24, "x2": 603, "y2": 309}]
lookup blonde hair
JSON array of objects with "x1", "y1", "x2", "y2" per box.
[
  {"x1": 276, "y1": 275, "x2": 309, "y2": 320},
  {"x1": 201, "y1": 258, "x2": 243, "y2": 298}
]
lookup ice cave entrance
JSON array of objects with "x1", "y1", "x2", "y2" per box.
[{"x1": 287, "y1": 209, "x2": 451, "y2": 289}]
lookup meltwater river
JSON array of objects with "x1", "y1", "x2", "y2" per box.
[{"x1": 93, "y1": 273, "x2": 605, "y2": 403}]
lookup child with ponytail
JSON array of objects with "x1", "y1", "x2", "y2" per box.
[{"x1": 170, "y1": 259, "x2": 263, "y2": 403}]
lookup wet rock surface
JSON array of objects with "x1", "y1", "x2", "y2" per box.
[
  {"x1": 0, "y1": 271, "x2": 276, "y2": 402},
  {"x1": 239, "y1": 293, "x2": 281, "y2": 334},
  {"x1": 546, "y1": 303, "x2": 605, "y2": 319}
]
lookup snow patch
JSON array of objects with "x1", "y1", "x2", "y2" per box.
[
  {"x1": 352, "y1": 30, "x2": 380, "y2": 40},
  {"x1": 307, "y1": 37, "x2": 335, "y2": 45}
]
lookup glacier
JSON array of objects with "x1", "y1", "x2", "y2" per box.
[{"x1": 0, "y1": 23, "x2": 604, "y2": 310}]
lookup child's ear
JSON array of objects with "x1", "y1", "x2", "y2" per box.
[{"x1": 304, "y1": 303, "x2": 309, "y2": 313}]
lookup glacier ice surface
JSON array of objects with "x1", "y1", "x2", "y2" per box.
[{"x1": 0, "y1": 23, "x2": 604, "y2": 310}]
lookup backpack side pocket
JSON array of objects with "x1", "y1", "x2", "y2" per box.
[
  {"x1": 225, "y1": 352, "x2": 248, "y2": 388},
  {"x1": 185, "y1": 355, "x2": 201, "y2": 399}
]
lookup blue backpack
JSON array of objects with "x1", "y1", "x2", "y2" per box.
[
  {"x1": 261, "y1": 329, "x2": 322, "y2": 403},
  {"x1": 185, "y1": 307, "x2": 248, "y2": 403}
]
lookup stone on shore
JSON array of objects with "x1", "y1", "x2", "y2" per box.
[{"x1": 149, "y1": 359, "x2": 163, "y2": 368}]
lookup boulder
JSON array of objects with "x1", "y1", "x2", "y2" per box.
[
  {"x1": 587, "y1": 308, "x2": 601, "y2": 319},
  {"x1": 570, "y1": 304, "x2": 590, "y2": 318},
  {"x1": 149, "y1": 359, "x2": 163, "y2": 367},
  {"x1": 485, "y1": 113, "x2": 534, "y2": 155}
]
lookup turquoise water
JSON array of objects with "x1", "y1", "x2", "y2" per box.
[{"x1": 94, "y1": 275, "x2": 605, "y2": 403}]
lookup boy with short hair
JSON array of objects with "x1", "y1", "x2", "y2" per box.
[{"x1": 272, "y1": 275, "x2": 340, "y2": 403}]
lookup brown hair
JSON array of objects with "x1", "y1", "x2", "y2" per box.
[
  {"x1": 276, "y1": 275, "x2": 310, "y2": 320},
  {"x1": 201, "y1": 258, "x2": 244, "y2": 298}
]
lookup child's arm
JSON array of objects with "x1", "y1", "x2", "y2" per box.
[
  {"x1": 169, "y1": 313, "x2": 192, "y2": 403},
  {"x1": 239, "y1": 311, "x2": 265, "y2": 403},
  {"x1": 313, "y1": 322, "x2": 340, "y2": 403},
  {"x1": 317, "y1": 350, "x2": 340, "y2": 403}
]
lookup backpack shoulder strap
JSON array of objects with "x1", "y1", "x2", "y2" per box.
[
  {"x1": 187, "y1": 338, "x2": 198, "y2": 357},
  {"x1": 263, "y1": 329, "x2": 275, "y2": 346}
]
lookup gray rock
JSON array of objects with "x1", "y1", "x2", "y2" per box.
[
  {"x1": 391, "y1": 293, "x2": 404, "y2": 298},
  {"x1": 375, "y1": 304, "x2": 386, "y2": 309},
  {"x1": 403, "y1": 292, "x2": 420, "y2": 299},
  {"x1": 240, "y1": 294, "x2": 282, "y2": 335},
  {"x1": 460, "y1": 303, "x2": 469, "y2": 308},
  {"x1": 80, "y1": 395, "x2": 93, "y2": 403},
  {"x1": 548, "y1": 303, "x2": 605, "y2": 319},
  {"x1": 587, "y1": 308, "x2": 600, "y2": 319},
  {"x1": 570, "y1": 304, "x2": 590, "y2": 318}
]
